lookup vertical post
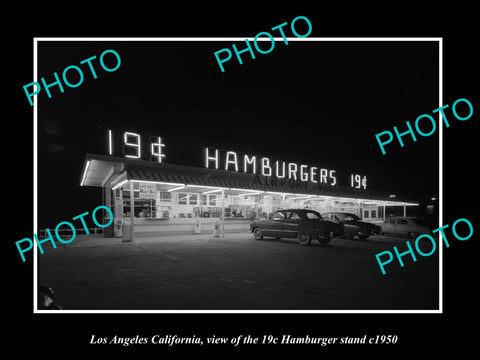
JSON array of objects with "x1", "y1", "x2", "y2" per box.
[
  {"x1": 403, "y1": 205, "x2": 406, "y2": 217},
  {"x1": 160, "y1": 191, "x2": 164, "y2": 218},
  {"x1": 103, "y1": 186, "x2": 112, "y2": 237},
  {"x1": 130, "y1": 182, "x2": 135, "y2": 242},
  {"x1": 383, "y1": 204, "x2": 386, "y2": 221},
  {"x1": 102, "y1": 185, "x2": 105, "y2": 217},
  {"x1": 221, "y1": 189, "x2": 225, "y2": 237},
  {"x1": 119, "y1": 187, "x2": 123, "y2": 216}
]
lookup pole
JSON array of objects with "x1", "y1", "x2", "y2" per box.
[
  {"x1": 160, "y1": 191, "x2": 164, "y2": 218},
  {"x1": 383, "y1": 204, "x2": 386, "y2": 221},
  {"x1": 221, "y1": 189, "x2": 225, "y2": 237},
  {"x1": 403, "y1": 205, "x2": 406, "y2": 217},
  {"x1": 130, "y1": 182, "x2": 135, "y2": 242},
  {"x1": 104, "y1": 187, "x2": 112, "y2": 237}
]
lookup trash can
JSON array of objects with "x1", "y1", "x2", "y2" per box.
[
  {"x1": 194, "y1": 219, "x2": 201, "y2": 234},
  {"x1": 115, "y1": 220, "x2": 124, "y2": 238},
  {"x1": 213, "y1": 221, "x2": 220, "y2": 237},
  {"x1": 122, "y1": 222, "x2": 131, "y2": 242}
]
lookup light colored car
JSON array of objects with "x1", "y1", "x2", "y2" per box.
[{"x1": 381, "y1": 216, "x2": 431, "y2": 239}]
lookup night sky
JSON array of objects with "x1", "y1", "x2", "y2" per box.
[{"x1": 37, "y1": 40, "x2": 439, "y2": 227}]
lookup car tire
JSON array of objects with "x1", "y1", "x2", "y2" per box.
[
  {"x1": 297, "y1": 233, "x2": 312, "y2": 245},
  {"x1": 358, "y1": 234, "x2": 369, "y2": 240},
  {"x1": 253, "y1": 228, "x2": 263, "y2": 240},
  {"x1": 344, "y1": 233, "x2": 354, "y2": 240}
]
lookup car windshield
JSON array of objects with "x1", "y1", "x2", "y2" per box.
[{"x1": 304, "y1": 211, "x2": 322, "y2": 220}]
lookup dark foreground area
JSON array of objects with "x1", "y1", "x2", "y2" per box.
[{"x1": 38, "y1": 233, "x2": 439, "y2": 311}]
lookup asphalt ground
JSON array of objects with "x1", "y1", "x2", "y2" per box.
[{"x1": 37, "y1": 233, "x2": 440, "y2": 311}]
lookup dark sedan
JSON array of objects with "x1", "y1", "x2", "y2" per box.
[
  {"x1": 322, "y1": 212, "x2": 381, "y2": 240},
  {"x1": 250, "y1": 209, "x2": 344, "y2": 245}
]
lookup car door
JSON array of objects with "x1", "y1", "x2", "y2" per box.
[
  {"x1": 383, "y1": 218, "x2": 396, "y2": 233},
  {"x1": 283, "y1": 210, "x2": 302, "y2": 238},
  {"x1": 395, "y1": 218, "x2": 410, "y2": 236},
  {"x1": 342, "y1": 214, "x2": 359, "y2": 234},
  {"x1": 262, "y1": 210, "x2": 285, "y2": 237}
]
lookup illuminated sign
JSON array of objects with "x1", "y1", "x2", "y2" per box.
[
  {"x1": 204, "y1": 147, "x2": 367, "y2": 190},
  {"x1": 107, "y1": 129, "x2": 166, "y2": 163},
  {"x1": 104, "y1": 129, "x2": 367, "y2": 190},
  {"x1": 139, "y1": 183, "x2": 157, "y2": 199}
]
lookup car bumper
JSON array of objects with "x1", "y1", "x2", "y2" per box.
[
  {"x1": 359, "y1": 226, "x2": 381, "y2": 236},
  {"x1": 318, "y1": 225, "x2": 344, "y2": 239}
]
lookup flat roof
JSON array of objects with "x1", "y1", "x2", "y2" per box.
[{"x1": 80, "y1": 153, "x2": 418, "y2": 206}]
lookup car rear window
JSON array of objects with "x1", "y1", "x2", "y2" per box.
[{"x1": 305, "y1": 211, "x2": 322, "y2": 220}]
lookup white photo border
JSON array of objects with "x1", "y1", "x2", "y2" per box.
[{"x1": 33, "y1": 37, "x2": 443, "y2": 314}]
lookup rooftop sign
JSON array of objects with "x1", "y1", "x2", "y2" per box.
[
  {"x1": 105, "y1": 128, "x2": 368, "y2": 191},
  {"x1": 203, "y1": 147, "x2": 367, "y2": 191}
]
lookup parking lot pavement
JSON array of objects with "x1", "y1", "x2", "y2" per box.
[{"x1": 37, "y1": 233, "x2": 439, "y2": 311}]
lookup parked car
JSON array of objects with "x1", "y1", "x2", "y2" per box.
[
  {"x1": 381, "y1": 216, "x2": 431, "y2": 238},
  {"x1": 322, "y1": 212, "x2": 381, "y2": 240},
  {"x1": 250, "y1": 209, "x2": 344, "y2": 245}
]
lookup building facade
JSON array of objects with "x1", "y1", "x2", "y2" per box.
[{"x1": 80, "y1": 129, "x2": 418, "y2": 240}]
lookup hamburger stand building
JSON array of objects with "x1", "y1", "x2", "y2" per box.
[{"x1": 79, "y1": 129, "x2": 418, "y2": 241}]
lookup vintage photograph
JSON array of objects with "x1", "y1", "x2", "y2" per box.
[{"x1": 35, "y1": 39, "x2": 440, "y2": 311}]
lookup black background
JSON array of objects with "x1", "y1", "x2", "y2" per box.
[{"x1": 6, "y1": 3, "x2": 478, "y2": 356}]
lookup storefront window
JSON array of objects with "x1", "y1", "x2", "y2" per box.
[
  {"x1": 209, "y1": 195, "x2": 216, "y2": 205},
  {"x1": 178, "y1": 193, "x2": 188, "y2": 205},
  {"x1": 190, "y1": 194, "x2": 198, "y2": 205},
  {"x1": 160, "y1": 191, "x2": 171, "y2": 201}
]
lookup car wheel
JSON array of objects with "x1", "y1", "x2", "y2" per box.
[
  {"x1": 358, "y1": 234, "x2": 369, "y2": 240},
  {"x1": 408, "y1": 232, "x2": 420, "y2": 239},
  {"x1": 297, "y1": 233, "x2": 312, "y2": 245},
  {"x1": 344, "y1": 233, "x2": 354, "y2": 240},
  {"x1": 253, "y1": 228, "x2": 263, "y2": 240}
]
